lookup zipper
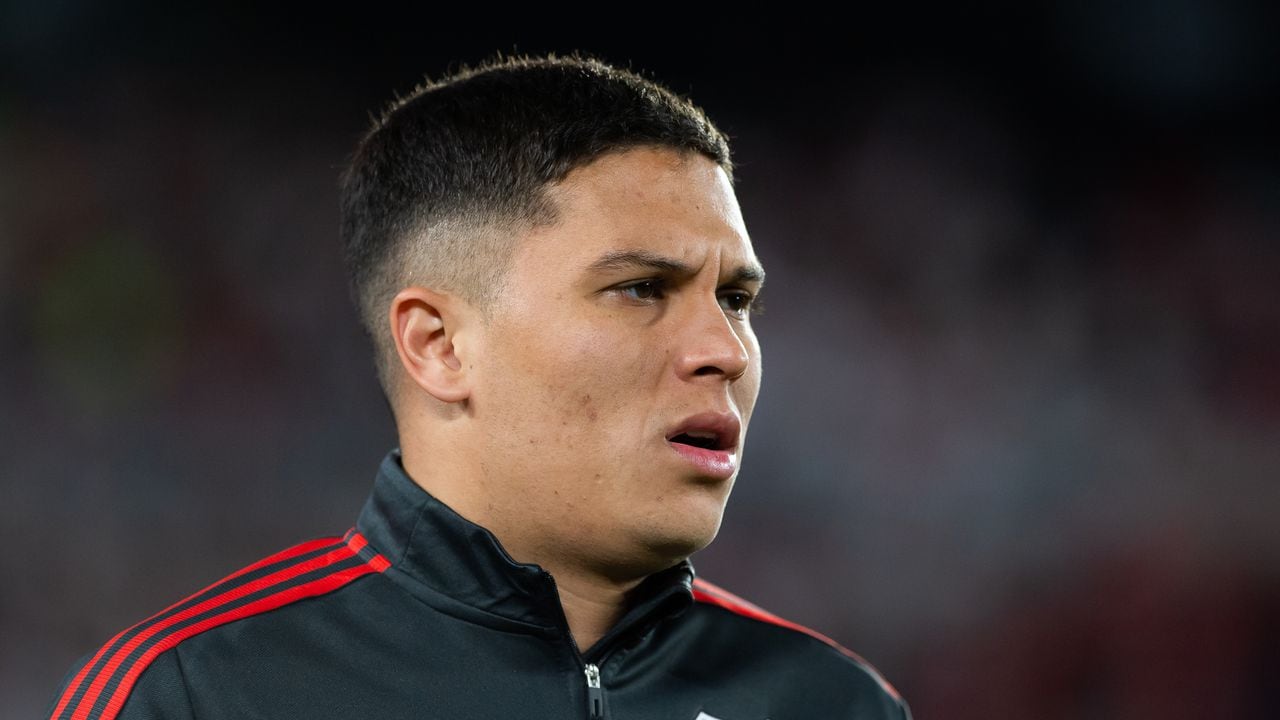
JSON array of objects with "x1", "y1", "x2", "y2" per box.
[
  {"x1": 584, "y1": 662, "x2": 605, "y2": 719},
  {"x1": 540, "y1": 570, "x2": 610, "y2": 719}
]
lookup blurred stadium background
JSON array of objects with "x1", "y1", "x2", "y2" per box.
[{"x1": 3, "y1": 3, "x2": 1279, "y2": 717}]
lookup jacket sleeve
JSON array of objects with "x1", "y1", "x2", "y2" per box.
[
  {"x1": 837, "y1": 656, "x2": 913, "y2": 720},
  {"x1": 45, "y1": 648, "x2": 195, "y2": 720},
  {"x1": 841, "y1": 684, "x2": 912, "y2": 720}
]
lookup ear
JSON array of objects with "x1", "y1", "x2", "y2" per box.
[{"x1": 389, "y1": 286, "x2": 474, "y2": 404}]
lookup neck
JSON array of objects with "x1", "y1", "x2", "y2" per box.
[
  {"x1": 399, "y1": 443, "x2": 648, "y2": 654},
  {"x1": 539, "y1": 560, "x2": 646, "y2": 655}
]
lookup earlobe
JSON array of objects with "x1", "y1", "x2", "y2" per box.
[{"x1": 389, "y1": 287, "x2": 471, "y2": 404}]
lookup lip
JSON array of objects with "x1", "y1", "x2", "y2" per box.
[{"x1": 665, "y1": 411, "x2": 741, "y2": 480}]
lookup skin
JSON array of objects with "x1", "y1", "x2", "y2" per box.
[{"x1": 389, "y1": 146, "x2": 764, "y2": 652}]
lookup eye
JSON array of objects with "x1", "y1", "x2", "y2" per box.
[
  {"x1": 719, "y1": 290, "x2": 764, "y2": 319},
  {"x1": 615, "y1": 279, "x2": 667, "y2": 303}
]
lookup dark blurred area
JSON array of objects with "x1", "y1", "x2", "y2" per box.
[{"x1": 4, "y1": 3, "x2": 1279, "y2": 717}]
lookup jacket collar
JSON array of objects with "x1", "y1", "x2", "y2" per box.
[{"x1": 355, "y1": 449, "x2": 695, "y2": 652}]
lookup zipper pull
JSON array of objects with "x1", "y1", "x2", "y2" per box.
[{"x1": 584, "y1": 663, "x2": 605, "y2": 719}]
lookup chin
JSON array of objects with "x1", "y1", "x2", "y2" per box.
[
  {"x1": 640, "y1": 513, "x2": 725, "y2": 564},
  {"x1": 611, "y1": 488, "x2": 730, "y2": 572},
  {"x1": 599, "y1": 521, "x2": 720, "y2": 581}
]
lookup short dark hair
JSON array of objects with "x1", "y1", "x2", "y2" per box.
[{"x1": 339, "y1": 51, "x2": 734, "y2": 404}]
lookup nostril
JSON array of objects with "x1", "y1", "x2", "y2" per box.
[{"x1": 693, "y1": 355, "x2": 748, "y2": 380}]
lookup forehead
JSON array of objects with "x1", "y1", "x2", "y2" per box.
[{"x1": 515, "y1": 147, "x2": 759, "y2": 279}]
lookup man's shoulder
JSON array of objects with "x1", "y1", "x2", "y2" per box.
[
  {"x1": 46, "y1": 530, "x2": 390, "y2": 720},
  {"x1": 685, "y1": 577, "x2": 910, "y2": 718}
]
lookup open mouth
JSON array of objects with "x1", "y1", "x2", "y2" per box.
[
  {"x1": 668, "y1": 432, "x2": 724, "y2": 451},
  {"x1": 664, "y1": 418, "x2": 739, "y2": 480},
  {"x1": 664, "y1": 412, "x2": 740, "y2": 455}
]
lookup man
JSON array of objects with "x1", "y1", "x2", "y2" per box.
[{"x1": 48, "y1": 53, "x2": 909, "y2": 719}]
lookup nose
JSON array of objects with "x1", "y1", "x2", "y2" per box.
[{"x1": 673, "y1": 292, "x2": 752, "y2": 382}]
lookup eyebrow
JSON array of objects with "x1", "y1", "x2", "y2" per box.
[{"x1": 583, "y1": 248, "x2": 766, "y2": 287}]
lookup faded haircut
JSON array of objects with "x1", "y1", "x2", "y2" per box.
[{"x1": 339, "y1": 52, "x2": 734, "y2": 405}]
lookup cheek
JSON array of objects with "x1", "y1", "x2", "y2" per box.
[
  {"x1": 492, "y1": 319, "x2": 654, "y2": 448},
  {"x1": 554, "y1": 329, "x2": 654, "y2": 425}
]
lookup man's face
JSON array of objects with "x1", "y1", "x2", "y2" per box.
[{"x1": 468, "y1": 146, "x2": 764, "y2": 576}]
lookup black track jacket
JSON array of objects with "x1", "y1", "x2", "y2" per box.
[{"x1": 49, "y1": 450, "x2": 910, "y2": 720}]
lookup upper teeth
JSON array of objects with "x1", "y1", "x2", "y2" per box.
[{"x1": 685, "y1": 430, "x2": 716, "y2": 439}]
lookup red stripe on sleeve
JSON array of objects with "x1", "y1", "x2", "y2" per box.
[
  {"x1": 344, "y1": 531, "x2": 392, "y2": 572},
  {"x1": 53, "y1": 532, "x2": 388, "y2": 720},
  {"x1": 69, "y1": 544, "x2": 357, "y2": 720},
  {"x1": 96, "y1": 562, "x2": 384, "y2": 720},
  {"x1": 48, "y1": 536, "x2": 343, "y2": 720}
]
